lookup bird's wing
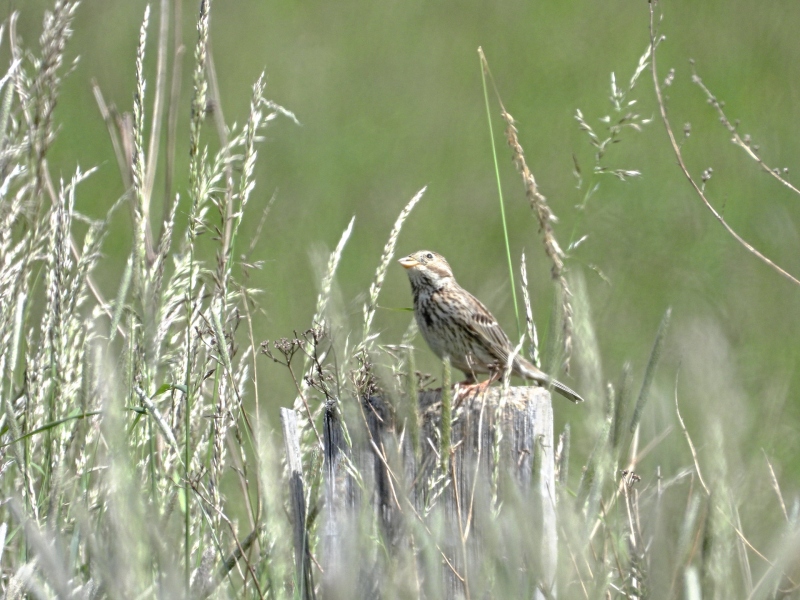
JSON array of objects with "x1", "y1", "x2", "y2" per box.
[{"x1": 458, "y1": 289, "x2": 514, "y2": 364}]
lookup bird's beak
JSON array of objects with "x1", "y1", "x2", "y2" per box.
[{"x1": 398, "y1": 255, "x2": 418, "y2": 269}]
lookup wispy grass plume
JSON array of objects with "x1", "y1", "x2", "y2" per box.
[
  {"x1": 362, "y1": 186, "x2": 426, "y2": 343},
  {"x1": 519, "y1": 250, "x2": 540, "y2": 368}
]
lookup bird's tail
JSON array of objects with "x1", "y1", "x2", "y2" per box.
[
  {"x1": 548, "y1": 378, "x2": 584, "y2": 404},
  {"x1": 515, "y1": 357, "x2": 584, "y2": 403}
]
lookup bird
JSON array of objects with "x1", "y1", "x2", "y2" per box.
[{"x1": 398, "y1": 250, "x2": 584, "y2": 403}]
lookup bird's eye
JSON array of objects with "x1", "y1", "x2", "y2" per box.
[{"x1": 426, "y1": 253, "x2": 433, "y2": 260}]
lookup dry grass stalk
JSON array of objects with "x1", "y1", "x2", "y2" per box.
[
  {"x1": 477, "y1": 50, "x2": 574, "y2": 373},
  {"x1": 501, "y1": 108, "x2": 574, "y2": 373}
]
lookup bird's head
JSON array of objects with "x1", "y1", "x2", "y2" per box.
[{"x1": 398, "y1": 250, "x2": 454, "y2": 290}]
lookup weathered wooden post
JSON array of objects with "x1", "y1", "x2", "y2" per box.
[
  {"x1": 415, "y1": 387, "x2": 557, "y2": 599},
  {"x1": 284, "y1": 386, "x2": 558, "y2": 599},
  {"x1": 280, "y1": 408, "x2": 317, "y2": 600}
]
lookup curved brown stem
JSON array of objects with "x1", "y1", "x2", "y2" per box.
[{"x1": 648, "y1": 1, "x2": 800, "y2": 288}]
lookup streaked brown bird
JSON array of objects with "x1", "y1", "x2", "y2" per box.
[{"x1": 399, "y1": 250, "x2": 584, "y2": 403}]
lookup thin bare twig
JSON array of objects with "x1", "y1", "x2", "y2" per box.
[
  {"x1": 556, "y1": 518, "x2": 591, "y2": 599},
  {"x1": 450, "y1": 452, "x2": 471, "y2": 600},
  {"x1": 587, "y1": 424, "x2": 672, "y2": 542},
  {"x1": 673, "y1": 372, "x2": 797, "y2": 587},
  {"x1": 464, "y1": 393, "x2": 487, "y2": 539},
  {"x1": 91, "y1": 81, "x2": 132, "y2": 190},
  {"x1": 761, "y1": 449, "x2": 788, "y2": 522},
  {"x1": 648, "y1": 2, "x2": 800, "y2": 288},
  {"x1": 354, "y1": 396, "x2": 466, "y2": 584},
  {"x1": 144, "y1": 0, "x2": 170, "y2": 203},
  {"x1": 673, "y1": 371, "x2": 710, "y2": 495},
  {"x1": 690, "y1": 65, "x2": 800, "y2": 198},
  {"x1": 162, "y1": 0, "x2": 184, "y2": 243},
  {"x1": 368, "y1": 439, "x2": 403, "y2": 512}
]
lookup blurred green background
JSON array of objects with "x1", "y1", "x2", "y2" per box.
[{"x1": 9, "y1": 0, "x2": 800, "y2": 505}]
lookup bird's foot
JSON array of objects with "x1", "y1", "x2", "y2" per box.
[
  {"x1": 452, "y1": 382, "x2": 475, "y2": 408},
  {"x1": 452, "y1": 378, "x2": 492, "y2": 408}
]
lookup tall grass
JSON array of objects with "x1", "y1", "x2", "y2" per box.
[
  {"x1": 0, "y1": 1, "x2": 297, "y2": 596},
  {"x1": 0, "y1": 2, "x2": 798, "y2": 599}
]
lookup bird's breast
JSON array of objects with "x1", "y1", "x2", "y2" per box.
[{"x1": 413, "y1": 291, "x2": 442, "y2": 350}]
